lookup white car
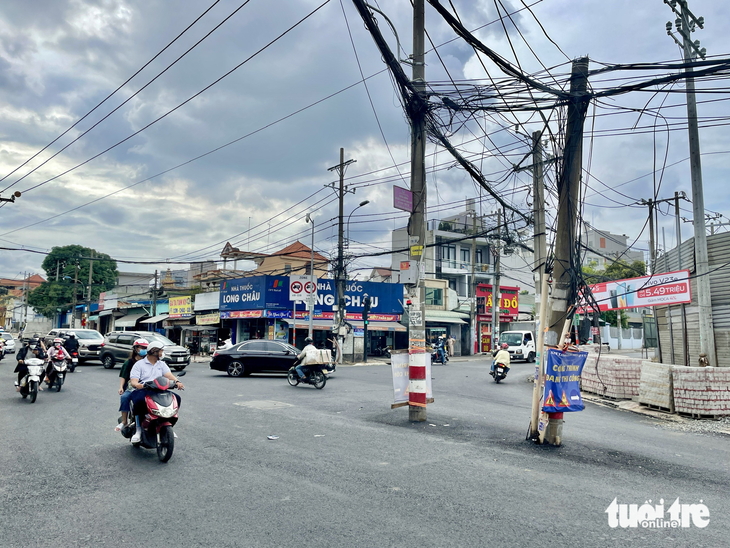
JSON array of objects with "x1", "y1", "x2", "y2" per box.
[{"x1": 1, "y1": 333, "x2": 16, "y2": 354}]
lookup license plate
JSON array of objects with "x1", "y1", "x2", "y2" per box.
[{"x1": 497, "y1": 368, "x2": 504, "y2": 373}]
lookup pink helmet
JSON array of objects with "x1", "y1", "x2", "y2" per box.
[
  {"x1": 501, "y1": 342, "x2": 509, "y2": 350},
  {"x1": 133, "y1": 338, "x2": 149, "y2": 348}
]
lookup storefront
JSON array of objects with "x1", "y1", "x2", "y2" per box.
[
  {"x1": 219, "y1": 275, "x2": 405, "y2": 356},
  {"x1": 476, "y1": 284, "x2": 519, "y2": 352},
  {"x1": 165, "y1": 296, "x2": 192, "y2": 345},
  {"x1": 193, "y1": 292, "x2": 221, "y2": 353},
  {"x1": 425, "y1": 310, "x2": 469, "y2": 355}
]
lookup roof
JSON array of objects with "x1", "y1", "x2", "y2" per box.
[
  {"x1": 0, "y1": 274, "x2": 46, "y2": 290},
  {"x1": 372, "y1": 267, "x2": 393, "y2": 277},
  {"x1": 272, "y1": 241, "x2": 327, "y2": 263}
]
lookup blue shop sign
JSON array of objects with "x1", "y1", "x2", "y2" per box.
[
  {"x1": 308, "y1": 279, "x2": 403, "y2": 314},
  {"x1": 220, "y1": 277, "x2": 266, "y2": 311}
]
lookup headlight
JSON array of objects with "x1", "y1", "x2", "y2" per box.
[{"x1": 151, "y1": 406, "x2": 176, "y2": 418}]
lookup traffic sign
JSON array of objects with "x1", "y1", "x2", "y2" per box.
[{"x1": 289, "y1": 275, "x2": 318, "y2": 301}]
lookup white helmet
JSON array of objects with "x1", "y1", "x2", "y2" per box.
[
  {"x1": 68, "y1": 332, "x2": 76, "y2": 338},
  {"x1": 147, "y1": 340, "x2": 165, "y2": 352}
]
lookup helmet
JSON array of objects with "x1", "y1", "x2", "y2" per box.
[
  {"x1": 501, "y1": 342, "x2": 509, "y2": 349},
  {"x1": 147, "y1": 340, "x2": 165, "y2": 352},
  {"x1": 304, "y1": 337, "x2": 313, "y2": 345},
  {"x1": 68, "y1": 332, "x2": 76, "y2": 338},
  {"x1": 53, "y1": 338, "x2": 63, "y2": 345},
  {"x1": 33, "y1": 333, "x2": 40, "y2": 339},
  {"x1": 133, "y1": 338, "x2": 149, "y2": 348}
]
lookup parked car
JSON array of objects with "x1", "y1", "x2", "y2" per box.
[
  {"x1": 101, "y1": 331, "x2": 191, "y2": 371},
  {"x1": 44, "y1": 328, "x2": 104, "y2": 362},
  {"x1": 1, "y1": 332, "x2": 16, "y2": 354},
  {"x1": 210, "y1": 340, "x2": 300, "y2": 377}
]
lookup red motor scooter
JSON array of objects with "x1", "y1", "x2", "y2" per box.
[{"x1": 119, "y1": 372, "x2": 185, "y2": 462}]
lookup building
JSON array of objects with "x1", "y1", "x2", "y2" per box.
[
  {"x1": 220, "y1": 241, "x2": 329, "y2": 279},
  {"x1": 581, "y1": 224, "x2": 644, "y2": 268},
  {"x1": 0, "y1": 274, "x2": 47, "y2": 330},
  {"x1": 390, "y1": 201, "x2": 534, "y2": 354}
]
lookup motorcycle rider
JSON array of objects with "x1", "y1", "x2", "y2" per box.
[
  {"x1": 45, "y1": 337, "x2": 71, "y2": 384},
  {"x1": 295, "y1": 337, "x2": 316, "y2": 381},
  {"x1": 14, "y1": 338, "x2": 46, "y2": 391},
  {"x1": 115, "y1": 338, "x2": 148, "y2": 432},
  {"x1": 128, "y1": 340, "x2": 184, "y2": 443},
  {"x1": 491, "y1": 342, "x2": 511, "y2": 376},
  {"x1": 436, "y1": 335, "x2": 447, "y2": 364}
]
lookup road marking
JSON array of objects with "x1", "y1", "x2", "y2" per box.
[{"x1": 234, "y1": 400, "x2": 294, "y2": 410}]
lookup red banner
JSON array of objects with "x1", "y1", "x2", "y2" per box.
[{"x1": 476, "y1": 284, "x2": 519, "y2": 321}]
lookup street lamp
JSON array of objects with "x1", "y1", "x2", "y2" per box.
[
  {"x1": 305, "y1": 213, "x2": 315, "y2": 338},
  {"x1": 346, "y1": 200, "x2": 370, "y2": 248}
]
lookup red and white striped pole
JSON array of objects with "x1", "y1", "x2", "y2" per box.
[{"x1": 407, "y1": 290, "x2": 427, "y2": 421}]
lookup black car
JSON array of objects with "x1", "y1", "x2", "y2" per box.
[{"x1": 210, "y1": 340, "x2": 299, "y2": 377}]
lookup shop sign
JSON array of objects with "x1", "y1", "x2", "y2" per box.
[
  {"x1": 169, "y1": 296, "x2": 192, "y2": 318},
  {"x1": 219, "y1": 277, "x2": 265, "y2": 311},
  {"x1": 196, "y1": 312, "x2": 220, "y2": 325},
  {"x1": 220, "y1": 310, "x2": 263, "y2": 319},
  {"x1": 476, "y1": 284, "x2": 519, "y2": 320}
]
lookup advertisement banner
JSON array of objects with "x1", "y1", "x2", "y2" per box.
[
  {"x1": 196, "y1": 312, "x2": 220, "y2": 325},
  {"x1": 476, "y1": 284, "x2": 519, "y2": 321},
  {"x1": 168, "y1": 296, "x2": 192, "y2": 318},
  {"x1": 585, "y1": 269, "x2": 691, "y2": 311},
  {"x1": 220, "y1": 310, "x2": 263, "y2": 319},
  {"x1": 391, "y1": 351, "x2": 432, "y2": 404},
  {"x1": 542, "y1": 348, "x2": 588, "y2": 413}
]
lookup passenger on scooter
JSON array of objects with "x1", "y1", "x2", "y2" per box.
[
  {"x1": 63, "y1": 332, "x2": 80, "y2": 354},
  {"x1": 14, "y1": 340, "x2": 46, "y2": 391},
  {"x1": 295, "y1": 337, "x2": 316, "y2": 380},
  {"x1": 491, "y1": 342, "x2": 511, "y2": 375},
  {"x1": 115, "y1": 339, "x2": 148, "y2": 433},
  {"x1": 129, "y1": 341, "x2": 184, "y2": 443},
  {"x1": 45, "y1": 338, "x2": 71, "y2": 383}
]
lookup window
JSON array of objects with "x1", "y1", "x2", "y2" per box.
[
  {"x1": 284, "y1": 264, "x2": 292, "y2": 274},
  {"x1": 440, "y1": 245, "x2": 456, "y2": 268},
  {"x1": 476, "y1": 249, "x2": 483, "y2": 264},
  {"x1": 305, "y1": 264, "x2": 311, "y2": 275},
  {"x1": 117, "y1": 334, "x2": 135, "y2": 346},
  {"x1": 106, "y1": 334, "x2": 118, "y2": 344},
  {"x1": 600, "y1": 237, "x2": 606, "y2": 248},
  {"x1": 245, "y1": 341, "x2": 268, "y2": 352},
  {"x1": 426, "y1": 287, "x2": 443, "y2": 306},
  {"x1": 460, "y1": 248, "x2": 470, "y2": 263}
]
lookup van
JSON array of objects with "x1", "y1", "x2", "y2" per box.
[{"x1": 499, "y1": 330, "x2": 535, "y2": 362}]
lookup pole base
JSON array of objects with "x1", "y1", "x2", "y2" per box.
[
  {"x1": 544, "y1": 419, "x2": 564, "y2": 446},
  {"x1": 409, "y1": 405, "x2": 427, "y2": 422}
]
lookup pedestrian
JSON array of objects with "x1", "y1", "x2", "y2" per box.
[{"x1": 448, "y1": 335, "x2": 455, "y2": 357}]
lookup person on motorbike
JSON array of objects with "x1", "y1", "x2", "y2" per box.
[
  {"x1": 14, "y1": 339, "x2": 46, "y2": 391},
  {"x1": 45, "y1": 338, "x2": 71, "y2": 383},
  {"x1": 295, "y1": 337, "x2": 316, "y2": 381},
  {"x1": 115, "y1": 338, "x2": 149, "y2": 432},
  {"x1": 128, "y1": 340, "x2": 184, "y2": 443},
  {"x1": 491, "y1": 342, "x2": 511, "y2": 376},
  {"x1": 436, "y1": 335, "x2": 447, "y2": 364}
]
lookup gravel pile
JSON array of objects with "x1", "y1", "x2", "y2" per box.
[{"x1": 656, "y1": 415, "x2": 730, "y2": 437}]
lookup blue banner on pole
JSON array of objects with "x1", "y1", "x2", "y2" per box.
[{"x1": 542, "y1": 348, "x2": 588, "y2": 413}]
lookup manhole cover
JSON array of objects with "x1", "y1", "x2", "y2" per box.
[{"x1": 234, "y1": 400, "x2": 294, "y2": 410}]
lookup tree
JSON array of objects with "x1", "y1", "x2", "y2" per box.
[{"x1": 28, "y1": 246, "x2": 118, "y2": 318}]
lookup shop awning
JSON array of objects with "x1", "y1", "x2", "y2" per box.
[
  {"x1": 89, "y1": 315, "x2": 99, "y2": 321},
  {"x1": 348, "y1": 320, "x2": 407, "y2": 332},
  {"x1": 140, "y1": 314, "x2": 169, "y2": 324},
  {"x1": 115, "y1": 313, "x2": 148, "y2": 328},
  {"x1": 425, "y1": 310, "x2": 469, "y2": 325},
  {"x1": 179, "y1": 325, "x2": 218, "y2": 331},
  {"x1": 282, "y1": 319, "x2": 334, "y2": 331},
  {"x1": 99, "y1": 309, "x2": 113, "y2": 317}
]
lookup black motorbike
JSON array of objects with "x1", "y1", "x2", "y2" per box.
[
  {"x1": 431, "y1": 343, "x2": 448, "y2": 365},
  {"x1": 287, "y1": 363, "x2": 327, "y2": 389},
  {"x1": 490, "y1": 361, "x2": 509, "y2": 383},
  {"x1": 46, "y1": 357, "x2": 68, "y2": 392}
]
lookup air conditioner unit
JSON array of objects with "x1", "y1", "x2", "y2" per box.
[{"x1": 481, "y1": 264, "x2": 489, "y2": 272}]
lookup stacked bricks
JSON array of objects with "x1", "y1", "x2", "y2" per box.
[
  {"x1": 672, "y1": 366, "x2": 730, "y2": 416},
  {"x1": 580, "y1": 353, "x2": 642, "y2": 399},
  {"x1": 638, "y1": 361, "x2": 675, "y2": 412}
]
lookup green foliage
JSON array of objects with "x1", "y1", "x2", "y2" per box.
[
  {"x1": 28, "y1": 245, "x2": 118, "y2": 317},
  {"x1": 438, "y1": 221, "x2": 452, "y2": 231},
  {"x1": 603, "y1": 310, "x2": 629, "y2": 329}
]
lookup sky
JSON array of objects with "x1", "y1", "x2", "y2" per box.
[{"x1": 0, "y1": 0, "x2": 729, "y2": 284}]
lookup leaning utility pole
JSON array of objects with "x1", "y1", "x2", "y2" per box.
[
  {"x1": 675, "y1": 192, "x2": 688, "y2": 366},
  {"x1": 327, "y1": 148, "x2": 356, "y2": 364},
  {"x1": 490, "y1": 210, "x2": 501, "y2": 352},
  {"x1": 470, "y1": 211, "x2": 477, "y2": 355},
  {"x1": 87, "y1": 252, "x2": 94, "y2": 326},
  {"x1": 407, "y1": 0, "x2": 428, "y2": 422},
  {"x1": 152, "y1": 270, "x2": 158, "y2": 317},
  {"x1": 544, "y1": 57, "x2": 590, "y2": 445},
  {"x1": 71, "y1": 259, "x2": 79, "y2": 329},
  {"x1": 665, "y1": 0, "x2": 716, "y2": 366}
]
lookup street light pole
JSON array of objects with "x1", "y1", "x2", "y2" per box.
[{"x1": 306, "y1": 213, "x2": 315, "y2": 339}]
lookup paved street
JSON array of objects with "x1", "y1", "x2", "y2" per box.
[{"x1": 1, "y1": 356, "x2": 728, "y2": 547}]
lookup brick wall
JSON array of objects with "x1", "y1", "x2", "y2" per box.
[
  {"x1": 672, "y1": 366, "x2": 730, "y2": 416},
  {"x1": 580, "y1": 353, "x2": 642, "y2": 399},
  {"x1": 638, "y1": 362, "x2": 674, "y2": 411}
]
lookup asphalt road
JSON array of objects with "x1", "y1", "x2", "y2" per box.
[{"x1": 1, "y1": 356, "x2": 728, "y2": 547}]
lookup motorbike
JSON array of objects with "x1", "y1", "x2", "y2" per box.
[
  {"x1": 287, "y1": 363, "x2": 327, "y2": 389},
  {"x1": 18, "y1": 357, "x2": 45, "y2": 403},
  {"x1": 431, "y1": 343, "x2": 448, "y2": 365},
  {"x1": 46, "y1": 358, "x2": 68, "y2": 392},
  {"x1": 373, "y1": 345, "x2": 391, "y2": 358},
  {"x1": 67, "y1": 350, "x2": 79, "y2": 372},
  {"x1": 119, "y1": 372, "x2": 185, "y2": 463},
  {"x1": 490, "y1": 360, "x2": 509, "y2": 383}
]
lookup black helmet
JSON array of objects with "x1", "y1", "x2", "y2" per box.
[{"x1": 305, "y1": 337, "x2": 313, "y2": 345}]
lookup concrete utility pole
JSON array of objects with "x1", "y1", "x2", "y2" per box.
[
  {"x1": 152, "y1": 270, "x2": 158, "y2": 317},
  {"x1": 675, "y1": 192, "x2": 688, "y2": 366},
  {"x1": 544, "y1": 57, "x2": 590, "y2": 446},
  {"x1": 327, "y1": 148, "x2": 356, "y2": 364},
  {"x1": 22, "y1": 272, "x2": 28, "y2": 328},
  {"x1": 665, "y1": 0, "x2": 716, "y2": 366},
  {"x1": 490, "y1": 210, "x2": 501, "y2": 352},
  {"x1": 71, "y1": 260, "x2": 79, "y2": 328},
  {"x1": 87, "y1": 252, "x2": 94, "y2": 326},
  {"x1": 306, "y1": 213, "x2": 315, "y2": 339},
  {"x1": 470, "y1": 211, "x2": 477, "y2": 355},
  {"x1": 406, "y1": 0, "x2": 428, "y2": 422}
]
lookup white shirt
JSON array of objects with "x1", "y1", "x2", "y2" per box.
[{"x1": 130, "y1": 356, "x2": 171, "y2": 383}]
